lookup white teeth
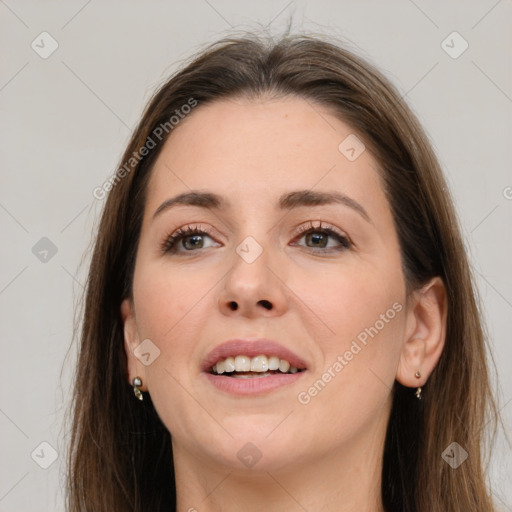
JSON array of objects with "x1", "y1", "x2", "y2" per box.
[
  {"x1": 278, "y1": 359, "x2": 290, "y2": 373},
  {"x1": 268, "y1": 356, "x2": 280, "y2": 371},
  {"x1": 234, "y1": 355, "x2": 251, "y2": 372},
  {"x1": 211, "y1": 355, "x2": 302, "y2": 375},
  {"x1": 250, "y1": 355, "x2": 268, "y2": 372},
  {"x1": 216, "y1": 360, "x2": 225, "y2": 374},
  {"x1": 224, "y1": 356, "x2": 235, "y2": 372}
]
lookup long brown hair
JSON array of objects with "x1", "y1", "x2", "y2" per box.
[{"x1": 65, "y1": 32, "x2": 499, "y2": 511}]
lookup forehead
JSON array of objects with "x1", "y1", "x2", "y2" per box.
[{"x1": 145, "y1": 96, "x2": 386, "y2": 217}]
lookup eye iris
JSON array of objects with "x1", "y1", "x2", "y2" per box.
[
  {"x1": 183, "y1": 234, "x2": 203, "y2": 250},
  {"x1": 307, "y1": 232, "x2": 327, "y2": 248}
]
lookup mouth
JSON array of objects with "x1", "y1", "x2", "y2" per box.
[{"x1": 202, "y1": 339, "x2": 308, "y2": 395}]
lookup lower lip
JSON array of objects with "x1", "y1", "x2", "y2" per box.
[{"x1": 204, "y1": 371, "x2": 306, "y2": 396}]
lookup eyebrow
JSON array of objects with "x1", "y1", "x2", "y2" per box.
[{"x1": 152, "y1": 189, "x2": 371, "y2": 223}]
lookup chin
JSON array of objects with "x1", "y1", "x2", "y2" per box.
[{"x1": 200, "y1": 422, "x2": 305, "y2": 473}]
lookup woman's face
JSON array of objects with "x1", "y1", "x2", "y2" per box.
[{"x1": 122, "y1": 96, "x2": 411, "y2": 472}]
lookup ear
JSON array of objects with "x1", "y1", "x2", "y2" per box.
[
  {"x1": 121, "y1": 298, "x2": 147, "y2": 391},
  {"x1": 396, "y1": 276, "x2": 447, "y2": 388}
]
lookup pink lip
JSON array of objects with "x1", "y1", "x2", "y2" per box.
[
  {"x1": 204, "y1": 372, "x2": 306, "y2": 396},
  {"x1": 201, "y1": 339, "x2": 309, "y2": 396},
  {"x1": 201, "y1": 338, "x2": 308, "y2": 373}
]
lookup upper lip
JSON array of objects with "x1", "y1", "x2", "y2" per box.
[{"x1": 202, "y1": 338, "x2": 308, "y2": 372}]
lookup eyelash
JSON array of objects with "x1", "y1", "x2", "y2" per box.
[
  {"x1": 294, "y1": 222, "x2": 352, "y2": 251},
  {"x1": 161, "y1": 221, "x2": 352, "y2": 255}
]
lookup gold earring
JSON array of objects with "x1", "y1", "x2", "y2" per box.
[
  {"x1": 132, "y1": 376, "x2": 143, "y2": 401},
  {"x1": 415, "y1": 371, "x2": 422, "y2": 400}
]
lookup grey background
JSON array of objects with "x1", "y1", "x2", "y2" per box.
[{"x1": 0, "y1": 1, "x2": 511, "y2": 510}]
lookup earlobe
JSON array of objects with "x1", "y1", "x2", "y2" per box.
[
  {"x1": 396, "y1": 276, "x2": 447, "y2": 389},
  {"x1": 120, "y1": 298, "x2": 147, "y2": 390}
]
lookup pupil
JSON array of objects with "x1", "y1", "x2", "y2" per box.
[
  {"x1": 308, "y1": 233, "x2": 327, "y2": 248},
  {"x1": 184, "y1": 235, "x2": 203, "y2": 250}
]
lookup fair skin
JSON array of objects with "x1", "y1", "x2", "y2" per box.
[{"x1": 121, "y1": 96, "x2": 447, "y2": 512}]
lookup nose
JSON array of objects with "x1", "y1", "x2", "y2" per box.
[{"x1": 218, "y1": 239, "x2": 289, "y2": 318}]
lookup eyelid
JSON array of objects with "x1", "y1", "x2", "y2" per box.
[
  {"x1": 292, "y1": 221, "x2": 353, "y2": 250},
  {"x1": 294, "y1": 220, "x2": 349, "y2": 238},
  {"x1": 160, "y1": 223, "x2": 220, "y2": 254},
  {"x1": 161, "y1": 220, "x2": 353, "y2": 255}
]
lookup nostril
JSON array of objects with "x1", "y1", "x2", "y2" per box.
[
  {"x1": 258, "y1": 300, "x2": 272, "y2": 310},
  {"x1": 229, "y1": 301, "x2": 238, "y2": 310}
]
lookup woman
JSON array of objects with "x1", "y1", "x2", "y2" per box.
[{"x1": 66, "y1": 32, "x2": 499, "y2": 511}]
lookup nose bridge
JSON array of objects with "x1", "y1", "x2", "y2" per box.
[
  {"x1": 230, "y1": 231, "x2": 271, "y2": 291},
  {"x1": 231, "y1": 205, "x2": 276, "y2": 266}
]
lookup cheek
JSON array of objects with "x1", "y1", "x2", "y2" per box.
[
  {"x1": 291, "y1": 251, "x2": 406, "y2": 399},
  {"x1": 131, "y1": 263, "x2": 218, "y2": 438},
  {"x1": 292, "y1": 254, "x2": 404, "y2": 344},
  {"x1": 292, "y1": 286, "x2": 404, "y2": 446},
  {"x1": 130, "y1": 261, "x2": 213, "y2": 409},
  {"x1": 133, "y1": 259, "x2": 210, "y2": 339}
]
